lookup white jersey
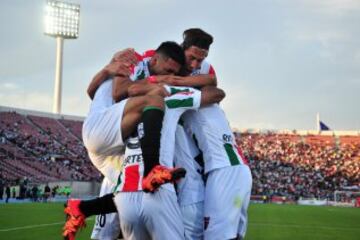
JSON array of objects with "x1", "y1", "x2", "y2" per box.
[
  {"x1": 191, "y1": 60, "x2": 216, "y2": 76},
  {"x1": 190, "y1": 56, "x2": 252, "y2": 239},
  {"x1": 115, "y1": 87, "x2": 202, "y2": 193},
  {"x1": 183, "y1": 105, "x2": 247, "y2": 174},
  {"x1": 115, "y1": 136, "x2": 144, "y2": 192},
  {"x1": 174, "y1": 124, "x2": 204, "y2": 206},
  {"x1": 109, "y1": 55, "x2": 202, "y2": 192}
]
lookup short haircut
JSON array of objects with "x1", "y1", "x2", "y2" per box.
[
  {"x1": 155, "y1": 41, "x2": 186, "y2": 66},
  {"x1": 182, "y1": 28, "x2": 213, "y2": 50}
]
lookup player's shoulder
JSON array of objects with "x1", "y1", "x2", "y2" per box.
[
  {"x1": 192, "y1": 60, "x2": 216, "y2": 75},
  {"x1": 131, "y1": 56, "x2": 151, "y2": 81}
]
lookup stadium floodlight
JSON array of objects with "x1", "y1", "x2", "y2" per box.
[{"x1": 44, "y1": 0, "x2": 80, "y2": 114}]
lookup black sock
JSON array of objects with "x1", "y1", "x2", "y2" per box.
[
  {"x1": 78, "y1": 193, "x2": 117, "y2": 217},
  {"x1": 138, "y1": 106, "x2": 164, "y2": 177}
]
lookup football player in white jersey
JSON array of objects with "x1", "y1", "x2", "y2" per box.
[
  {"x1": 111, "y1": 44, "x2": 225, "y2": 239},
  {"x1": 167, "y1": 28, "x2": 253, "y2": 240},
  {"x1": 64, "y1": 28, "x2": 251, "y2": 240},
  {"x1": 139, "y1": 29, "x2": 252, "y2": 239},
  {"x1": 63, "y1": 41, "x2": 226, "y2": 240},
  {"x1": 63, "y1": 42, "x2": 188, "y2": 240}
]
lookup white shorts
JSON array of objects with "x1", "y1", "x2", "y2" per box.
[
  {"x1": 181, "y1": 201, "x2": 204, "y2": 240},
  {"x1": 91, "y1": 178, "x2": 121, "y2": 240},
  {"x1": 114, "y1": 189, "x2": 185, "y2": 240},
  {"x1": 204, "y1": 165, "x2": 252, "y2": 240},
  {"x1": 83, "y1": 99, "x2": 127, "y2": 183}
]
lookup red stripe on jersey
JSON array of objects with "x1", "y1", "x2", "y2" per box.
[
  {"x1": 236, "y1": 146, "x2": 249, "y2": 165},
  {"x1": 209, "y1": 65, "x2": 216, "y2": 76},
  {"x1": 123, "y1": 165, "x2": 140, "y2": 191},
  {"x1": 135, "y1": 51, "x2": 143, "y2": 61},
  {"x1": 142, "y1": 49, "x2": 155, "y2": 58},
  {"x1": 130, "y1": 51, "x2": 144, "y2": 74}
]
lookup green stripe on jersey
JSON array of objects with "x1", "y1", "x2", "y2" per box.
[
  {"x1": 165, "y1": 98, "x2": 194, "y2": 108},
  {"x1": 143, "y1": 106, "x2": 163, "y2": 112},
  {"x1": 224, "y1": 143, "x2": 240, "y2": 166},
  {"x1": 114, "y1": 171, "x2": 123, "y2": 193},
  {"x1": 170, "y1": 87, "x2": 190, "y2": 95}
]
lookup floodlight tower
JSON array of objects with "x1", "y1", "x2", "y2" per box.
[{"x1": 44, "y1": 0, "x2": 80, "y2": 114}]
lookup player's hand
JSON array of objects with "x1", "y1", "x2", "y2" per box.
[
  {"x1": 104, "y1": 61, "x2": 132, "y2": 77},
  {"x1": 111, "y1": 48, "x2": 138, "y2": 66},
  {"x1": 156, "y1": 75, "x2": 183, "y2": 86},
  {"x1": 147, "y1": 84, "x2": 170, "y2": 97}
]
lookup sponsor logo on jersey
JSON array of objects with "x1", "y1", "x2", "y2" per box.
[
  {"x1": 222, "y1": 134, "x2": 233, "y2": 143},
  {"x1": 123, "y1": 154, "x2": 143, "y2": 165}
]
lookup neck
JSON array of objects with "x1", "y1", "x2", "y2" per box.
[{"x1": 148, "y1": 57, "x2": 156, "y2": 75}]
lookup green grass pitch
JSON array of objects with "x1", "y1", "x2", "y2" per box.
[{"x1": 0, "y1": 203, "x2": 359, "y2": 240}]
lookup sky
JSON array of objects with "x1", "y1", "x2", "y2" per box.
[{"x1": 0, "y1": 0, "x2": 359, "y2": 130}]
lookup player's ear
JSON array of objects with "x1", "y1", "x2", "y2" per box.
[{"x1": 150, "y1": 55, "x2": 159, "y2": 67}]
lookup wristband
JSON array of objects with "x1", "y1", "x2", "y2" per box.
[{"x1": 148, "y1": 76, "x2": 158, "y2": 84}]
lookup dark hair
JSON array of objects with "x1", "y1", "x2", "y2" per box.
[
  {"x1": 182, "y1": 28, "x2": 213, "y2": 50},
  {"x1": 155, "y1": 41, "x2": 186, "y2": 66}
]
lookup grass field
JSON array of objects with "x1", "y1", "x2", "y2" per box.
[{"x1": 0, "y1": 203, "x2": 359, "y2": 240}]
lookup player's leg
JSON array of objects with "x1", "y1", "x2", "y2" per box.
[
  {"x1": 143, "y1": 188, "x2": 185, "y2": 240},
  {"x1": 63, "y1": 193, "x2": 118, "y2": 240},
  {"x1": 121, "y1": 95, "x2": 186, "y2": 192},
  {"x1": 204, "y1": 165, "x2": 252, "y2": 240},
  {"x1": 174, "y1": 125, "x2": 205, "y2": 239},
  {"x1": 91, "y1": 178, "x2": 121, "y2": 240},
  {"x1": 113, "y1": 192, "x2": 151, "y2": 240},
  {"x1": 181, "y1": 202, "x2": 204, "y2": 240},
  {"x1": 237, "y1": 165, "x2": 252, "y2": 240}
]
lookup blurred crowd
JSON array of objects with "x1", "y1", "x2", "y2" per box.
[
  {"x1": 1, "y1": 111, "x2": 359, "y2": 201},
  {"x1": 237, "y1": 133, "x2": 360, "y2": 200},
  {"x1": 0, "y1": 112, "x2": 101, "y2": 183}
]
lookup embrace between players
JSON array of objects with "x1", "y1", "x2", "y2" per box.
[{"x1": 63, "y1": 28, "x2": 253, "y2": 240}]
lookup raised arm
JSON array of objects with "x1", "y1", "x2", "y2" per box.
[
  {"x1": 87, "y1": 49, "x2": 138, "y2": 99},
  {"x1": 157, "y1": 74, "x2": 217, "y2": 88}
]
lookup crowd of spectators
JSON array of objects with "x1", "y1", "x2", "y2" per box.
[
  {"x1": 237, "y1": 132, "x2": 360, "y2": 200},
  {"x1": 1, "y1": 110, "x2": 359, "y2": 201},
  {"x1": 0, "y1": 111, "x2": 101, "y2": 183}
]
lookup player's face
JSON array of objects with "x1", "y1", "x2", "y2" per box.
[
  {"x1": 184, "y1": 46, "x2": 208, "y2": 72},
  {"x1": 152, "y1": 56, "x2": 181, "y2": 75}
]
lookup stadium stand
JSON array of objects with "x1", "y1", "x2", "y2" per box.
[
  {"x1": 238, "y1": 132, "x2": 360, "y2": 201},
  {"x1": 1, "y1": 106, "x2": 359, "y2": 202},
  {"x1": 0, "y1": 107, "x2": 101, "y2": 185}
]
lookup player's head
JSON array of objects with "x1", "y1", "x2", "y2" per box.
[
  {"x1": 181, "y1": 28, "x2": 213, "y2": 73},
  {"x1": 150, "y1": 41, "x2": 186, "y2": 76}
]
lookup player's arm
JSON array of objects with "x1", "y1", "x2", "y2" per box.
[
  {"x1": 113, "y1": 76, "x2": 162, "y2": 102},
  {"x1": 156, "y1": 74, "x2": 217, "y2": 88},
  {"x1": 127, "y1": 81, "x2": 169, "y2": 98},
  {"x1": 199, "y1": 86, "x2": 225, "y2": 106},
  {"x1": 87, "y1": 49, "x2": 137, "y2": 99}
]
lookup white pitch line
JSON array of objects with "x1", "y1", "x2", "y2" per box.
[
  {"x1": 251, "y1": 222, "x2": 359, "y2": 231},
  {"x1": 0, "y1": 217, "x2": 95, "y2": 232},
  {"x1": 0, "y1": 222, "x2": 64, "y2": 232}
]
